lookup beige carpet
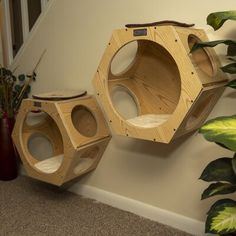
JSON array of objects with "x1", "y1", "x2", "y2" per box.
[{"x1": 0, "y1": 176, "x2": 193, "y2": 236}]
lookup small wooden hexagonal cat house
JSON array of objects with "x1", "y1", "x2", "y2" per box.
[
  {"x1": 93, "y1": 26, "x2": 228, "y2": 143},
  {"x1": 12, "y1": 91, "x2": 111, "y2": 186}
]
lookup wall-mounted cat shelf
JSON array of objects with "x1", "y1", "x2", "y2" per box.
[
  {"x1": 93, "y1": 26, "x2": 228, "y2": 143},
  {"x1": 12, "y1": 90, "x2": 111, "y2": 186}
]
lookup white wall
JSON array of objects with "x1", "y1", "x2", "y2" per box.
[{"x1": 11, "y1": 0, "x2": 236, "y2": 228}]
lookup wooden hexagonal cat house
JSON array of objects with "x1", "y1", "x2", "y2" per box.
[
  {"x1": 93, "y1": 26, "x2": 228, "y2": 143},
  {"x1": 12, "y1": 91, "x2": 111, "y2": 186}
]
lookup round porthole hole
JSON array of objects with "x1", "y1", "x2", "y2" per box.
[{"x1": 71, "y1": 105, "x2": 97, "y2": 137}]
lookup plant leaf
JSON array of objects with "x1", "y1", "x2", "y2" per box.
[
  {"x1": 207, "y1": 11, "x2": 236, "y2": 30},
  {"x1": 202, "y1": 182, "x2": 236, "y2": 200},
  {"x1": 215, "y1": 142, "x2": 231, "y2": 150},
  {"x1": 207, "y1": 199, "x2": 236, "y2": 215},
  {"x1": 228, "y1": 44, "x2": 236, "y2": 56},
  {"x1": 14, "y1": 84, "x2": 21, "y2": 92},
  {"x1": 226, "y1": 79, "x2": 236, "y2": 89},
  {"x1": 232, "y1": 154, "x2": 236, "y2": 176},
  {"x1": 221, "y1": 63, "x2": 236, "y2": 74},
  {"x1": 192, "y1": 41, "x2": 236, "y2": 56},
  {"x1": 205, "y1": 199, "x2": 236, "y2": 234},
  {"x1": 199, "y1": 115, "x2": 236, "y2": 151},
  {"x1": 12, "y1": 75, "x2": 17, "y2": 82},
  {"x1": 200, "y1": 157, "x2": 236, "y2": 183},
  {"x1": 190, "y1": 40, "x2": 236, "y2": 56},
  {"x1": 0, "y1": 67, "x2": 7, "y2": 76},
  {"x1": 228, "y1": 57, "x2": 236, "y2": 62},
  {"x1": 5, "y1": 69, "x2": 12, "y2": 76},
  {"x1": 18, "y1": 74, "x2": 25, "y2": 81},
  {"x1": 33, "y1": 72, "x2": 37, "y2": 81}
]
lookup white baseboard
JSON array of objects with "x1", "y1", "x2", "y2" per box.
[
  {"x1": 19, "y1": 166, "x2": 205, "y2": 235},
  {"x1": 69, "y1": 183, "x2": 206, "y2": 236}
]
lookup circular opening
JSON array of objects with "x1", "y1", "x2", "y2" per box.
[
  {"x1": 28, "y1": 133, "x2": 54, "y2": 161},
  {"x1": 23, "y1": 111, "x2": 64, "y2": 174},
  {"x1": 111, "y1": 85, "x2": 139, "y2": 119},
  {"x1": 71, "y1": 105, "x2": 97, "y2": 137},
  {"x1": 186, "y1": 94, "x2": 215, "y2": 129},
  {"x1": 188, "y1": 35, "x2": 215, "y2": 77},
  {"x1": 73, "y1": 146, "x2": 99, "y2": 175},
  {"x1": 108, "y1": 40, "x2": 181, "y2": 128},
  {"x1": 25, "y1": 110, "x2": 48, "y2": 126},
  {"x1": 110, "y1": 41, "x2": 138, "y2": 76}
]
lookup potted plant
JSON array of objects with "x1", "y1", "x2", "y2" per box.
[
  {"x1": 0, "y1": 66, "x2": 36, "y2": 181},
  {"x1": 191, "y1": 11, "x2": 236, "y2": 235}
]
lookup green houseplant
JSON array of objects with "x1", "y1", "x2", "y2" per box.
[
  {"x1": 191, "y1": 11, "x2": 236, "y2": 235},
  {"x1": 0, "y1": 67, "x2": 36, "y2": 118},
  {"x1": 0, "y1": 50, "x2": 46, "y2": 119}
]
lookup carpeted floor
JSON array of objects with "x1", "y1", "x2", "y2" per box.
[{"x1": 0, "y1": 176, "x2": 193, "y2": 236}]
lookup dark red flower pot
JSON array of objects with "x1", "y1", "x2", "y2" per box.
[{"x1": 0, "y1": 117, "x2": 18, "y2": 180}]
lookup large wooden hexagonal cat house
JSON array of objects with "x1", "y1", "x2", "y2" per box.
[
  {"x1": 93, "y1": 25, "x2": 228, "y2": 143},
  {"x1": 12, "y1": 91, "x2": 111, "y2": 186}
]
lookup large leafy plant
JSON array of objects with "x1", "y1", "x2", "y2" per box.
[{"x1": 191, "y1": 11, "x2": 236, "y2": 235}]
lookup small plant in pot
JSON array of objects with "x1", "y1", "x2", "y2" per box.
[
  {"x1": 0, "y1": 66, "x2": 36, "y2": 180},
  {"x1": 0, "y1": 50, "x2": 45, "y2": 181},
  {"x1": 191, "y1": 11, "x2": 236, "y2": 235}
]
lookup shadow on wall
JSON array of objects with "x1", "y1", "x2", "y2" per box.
[
  {"x1": 111, "y1": 131, "x2": 197, "y2": 159},
  {"x1": 225, "y1": 90, "x2": 236, "y2": 99},
  {"x1": 222, "y1": 21, "x2": 236, "y2": 39}
]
